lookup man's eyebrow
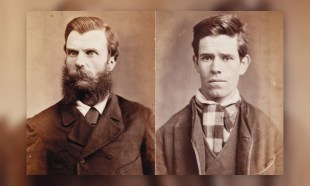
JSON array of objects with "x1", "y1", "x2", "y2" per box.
[
  {"x1": 66, "y1": 48, "x2": 78, "y2": 52},
  {"x1": 83, "y1": 48, "x2": 99, "y2": 52},
  {"x1": 199, "y1": 53, "x2": 215, "y2": 57},
  {"x1": 219, "y1": 53, "x2": 234, "y2": 56},
  {"x1": 219, "y1": 53, "x2": 236, "y2": 57}
]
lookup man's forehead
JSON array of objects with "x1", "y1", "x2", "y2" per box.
[
  {"x1": 66, "y1": 30, "x2": 107, "y2": 49},
  {"x1": 199, "y1": 35, "x2": 239, "y2": 54}
]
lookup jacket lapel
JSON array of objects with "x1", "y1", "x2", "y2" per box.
[
  {"x1": 60, "y1": 101, "x2": 93, "y2": 146},
  {"x1": 61, "y1": 101, "x2": 76, "y2": 127},
  {"x1": 190, "y1": 98, "x2": 206, "y2": 175},
  {"x1": 236, "y1": 98, "x2": 253, "y2": 175},
  {"x1": 67, "y1": 114, "x2": 95, "y2": 147},
  {"x1": 80, "y1": 94, "x2": 124, "y2": 158}
]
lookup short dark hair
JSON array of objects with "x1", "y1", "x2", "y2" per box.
[
  {"x1": 192, "y1": 14, "x2": 248, "y2": 59},
  {"x1": 64, "y1": 17, "x2": 119, "y2": 60}
]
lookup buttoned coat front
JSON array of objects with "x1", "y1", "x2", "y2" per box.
[{"x1": 26, "y1": 94, "x2": 155, "y2": 175}]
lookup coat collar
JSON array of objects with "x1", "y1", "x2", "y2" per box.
[
  {"x1": 238, "y1": 97, "x2": 253, "y2": 138},
  {"x1": 190, "y1": 98, "x2": 206, "y2": 175},
  {"x1": 60, "y1": 93, "x2": 124, "y2": 158},
  {"x1": 60, "y1": 102, "x2": 76, "y2": 127},
  {"x1": 60, "y1": 93, "x2": 122, "y2": 127},
  {"x1": 236, "y1": 97, "x2": 253, "y2": 175}
]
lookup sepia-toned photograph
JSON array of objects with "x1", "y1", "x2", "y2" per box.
[
  {"x1": 155, "y1": 11, "x2": 283, "y2": 175},
  {"x1": 0, "y1": 0, "x2": 310, "y2": 184},
  {"x1": 26, "y1": 11, "x2": 155, "y2": 175}
]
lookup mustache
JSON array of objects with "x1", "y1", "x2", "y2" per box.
[{"x1": 65, "y1": 68, "x2": 95, "y2": 82}]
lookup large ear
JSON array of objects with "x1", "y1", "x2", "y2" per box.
[
  {"x1": 106, "y1": 56, "x2": 117, "y2": 72},
  {"x1": 193, "y1": 55, "x2": 200, "y2": 73},
  {"x1": 239, "y1": 54, "x2": 251, "y2": 75}
]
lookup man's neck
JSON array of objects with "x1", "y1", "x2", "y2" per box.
[
  {"x1": 199, "y1": 88, "x2": 240, "y2": 106},
  {"x1": 76, "y1": 94, "x2": 110, "y2": 116}
]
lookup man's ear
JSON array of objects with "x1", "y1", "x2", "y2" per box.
[
  {"x1": 106, "y1": 56, "x2": 117, "y2": 72},
  {"x1": 193, "y1": 55, "x2": 200, "y2": 73},
  {"x1": 239, "y1": 54, "x2": 251, "y2": 75}
]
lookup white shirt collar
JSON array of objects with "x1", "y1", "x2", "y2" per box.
[
  {"x1": 195, "y1": 89, "x2": 241, "y2": 106},
  {"x1": 76, "y1": 95, "x2": 109, "y2": 116}
]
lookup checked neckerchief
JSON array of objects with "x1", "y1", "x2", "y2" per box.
[{"x1": 195, "y1": 98, "x2": 240, "y2": 155}]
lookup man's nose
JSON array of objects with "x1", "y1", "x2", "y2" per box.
[
  {"x1": 210, "y1": 58, "x2": 222, "y2": 74},
  {"x1": 75, "y1": 52, "x2": 87, "y2": 68}
]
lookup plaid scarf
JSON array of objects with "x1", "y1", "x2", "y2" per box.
[{"x1": 195, "y1": 94, "x2": 240, "y2": 155}]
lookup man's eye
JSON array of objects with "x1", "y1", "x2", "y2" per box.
[
  {"x1": 86, "y1": 51, "x2": 97, "y2": 56},
  {"x1": 222, "y1": 56, "x2": 233, "y2": 61},
  {"x1": 201, "y1": 56, "x2": 213, "y2": 62},
  {"x1": 68, "y1": 51, "x2": 78, "y2": 56}
]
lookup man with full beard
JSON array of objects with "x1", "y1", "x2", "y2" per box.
[{"x1": 26, "y1": 17, "x2": 155, "y2": 175}]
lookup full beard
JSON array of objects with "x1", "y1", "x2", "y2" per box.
[{"x1": 62, "y1": 66, "x2": 112, "y2": 106}]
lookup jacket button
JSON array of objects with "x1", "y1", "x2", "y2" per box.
[
  {"x1": 105, "y1": 153, "x2": 113, "y2": 160},
  {"x1": 79, "y1": 159, "x2": 86, "y2": 164}
]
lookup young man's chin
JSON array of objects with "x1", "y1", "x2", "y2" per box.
[{"x1": 206, "y1": 90, "x2": 230, "y2": 101}]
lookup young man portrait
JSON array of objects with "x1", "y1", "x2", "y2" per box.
[{"x1": 156, "y1": 13, "x2": 283, "y2": 175}]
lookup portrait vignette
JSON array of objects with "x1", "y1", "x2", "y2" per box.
[
  {"x1": 27, "y1": 11, "x2": 155, "y2": 117},
  {"x1": 155, "y1": 11, "x2": 283, "y2": 175},
  {"x1": 26, "y1": 11, "x2": 156, "y2": 175}
]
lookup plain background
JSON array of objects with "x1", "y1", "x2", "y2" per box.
[
  {"x1": 156, "y1": 11, "x2": 283, "y2": 129},
  {"x1": 27, "y1": 11, "x2": 155, "y2": 117}
]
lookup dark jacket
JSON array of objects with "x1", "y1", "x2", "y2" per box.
[
  {"x1": 156, "y1": 97, "x2": 283, "y2": 175},
  {"x1": 27, "y1": 94, "x2": 155, "y2": 175}
]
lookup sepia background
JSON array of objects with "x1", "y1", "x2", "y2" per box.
[
  {"x1": 156, "y1": 11, "x2": 283, "y2": 129},
  {"x1": 27, "y1": 11, "x2": 155, "y2": 117}
]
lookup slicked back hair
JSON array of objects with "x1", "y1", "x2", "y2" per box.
[
  {"x1": 64, "y1": 17, "x2": 119, "y2": 60},
  {"x1": 192, "y1": 14, "x2": 248, "y2": 59}
]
